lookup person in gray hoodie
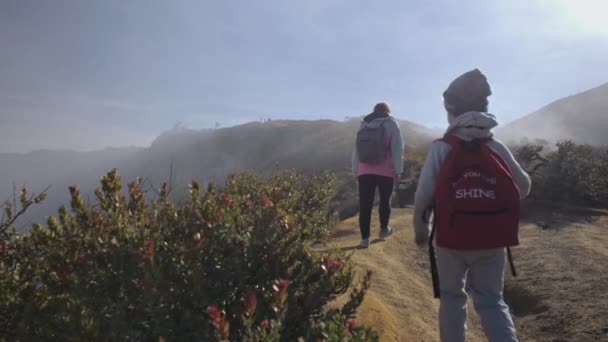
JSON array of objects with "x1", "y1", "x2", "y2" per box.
[
  {"x1": 413, "y1": 69, "x2": 531, "y2": 342},
  {"x1": 352, "y1": 102, "x2": 404, "y2": 248}
]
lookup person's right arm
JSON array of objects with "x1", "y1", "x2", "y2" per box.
[
  {"x1": 388, "y1": 120, "x2": 404, "y2": 179},
  {"x1": 352, "y1": 122, "x2": 363, "y2": 177},
  {"x1": 488, "y1": 139, "x2": 532, "y2": 198}
]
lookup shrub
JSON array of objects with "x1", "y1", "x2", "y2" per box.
[
  {"x1": 332, "y1": 172, "x2": 359, "y2": 221},
  {"x1": 514, "y1": 140, "x2": 608, "y2": 207},
  {"x1": 0, "y1": 169, "x2": 377, "y2": 341}
]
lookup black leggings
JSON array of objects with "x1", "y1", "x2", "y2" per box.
[{"x1": 358, "y1": 174, "x2": 394, "y2": 239}]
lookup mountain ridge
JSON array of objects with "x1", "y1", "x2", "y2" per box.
[{"x1": 496, "y1": 82, "x2": 608, "y2": 144}]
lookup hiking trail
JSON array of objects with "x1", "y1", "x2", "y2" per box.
[{"x1": 325, "y1": 207, "x2": 608, "y2": 342}]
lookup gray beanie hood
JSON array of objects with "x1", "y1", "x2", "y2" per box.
[{"x1": 443, "y1": 69, "x2": 492, "y2": 116}]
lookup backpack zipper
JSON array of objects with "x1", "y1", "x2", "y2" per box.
[{"x1": 450, "y1": 208, "x2": 511, "y2": 227}]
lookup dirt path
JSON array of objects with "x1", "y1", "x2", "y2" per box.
[
  {"x1": 506, "y1": 211, "x2": 608, "y2": 342},
  {"x1": 327, "y1": 208, "x2": 608, "y2": 342},
  {"x1": 328, "y1": 208, "x2": 486, "y2": 342}
]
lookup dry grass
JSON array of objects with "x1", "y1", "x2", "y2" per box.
[
  {"x1": 327, "y1": 207, "x2": 608, "y2": 342},
  {"x1": 328, "y1": 209, "x2": 486, "y2": 342},
  {"x1": 506, "y1": 212, "x2": 608, "y2": 342}
]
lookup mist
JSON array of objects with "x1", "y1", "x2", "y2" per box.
[
  {"x1": 0, "y1": 117, "x2": 440, "y2": 229},
  {"x1": 2, "y1": 0, "x2": 608, "y2": 228},
  {"x1": 2, "y1": 0, "x2": 608, "y2": 154},
  {"x1": 496, "y1": 82, "x2": 608, "y2": 145}
]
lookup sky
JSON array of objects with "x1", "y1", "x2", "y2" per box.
[{"x1": 1, "y1": 0, "x2": 607, "y2": 153}]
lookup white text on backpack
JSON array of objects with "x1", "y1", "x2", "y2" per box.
[{"x1": 455, "y1": 188, "x2": 496, "y2": 199}]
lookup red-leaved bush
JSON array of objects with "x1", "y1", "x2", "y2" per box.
[{"x1": 0, "y1": 169, "x2": 377, "y2": 341}]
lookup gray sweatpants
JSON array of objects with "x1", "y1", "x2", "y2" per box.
[{"x1": 436, "y1": 247, "x2": 518, "y2": 342}]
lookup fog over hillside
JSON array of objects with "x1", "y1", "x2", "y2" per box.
[
  {"x1": 496, "y1": 82, "x2": 608, "y2": 145},
  {"x1": 5, "y1": 76, "x2": 608, "y2": 228},
  {"x1": 4, "y1": 76, "x2": 608, "y2": 229},
  {"x1": 0, "y1": 118, "x2": 436, "y2": 229}
]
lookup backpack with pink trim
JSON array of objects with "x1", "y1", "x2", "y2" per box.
[
  {"x1": 428, "y1": 134, "x2": 520, "y2": 298},
  {"x1": 434, "y1": 135, "x2": 520, "y2": 249}
]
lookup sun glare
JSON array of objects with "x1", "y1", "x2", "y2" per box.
[{"x1": 559, "y1": 0, "x2": 608, "y2": 35}]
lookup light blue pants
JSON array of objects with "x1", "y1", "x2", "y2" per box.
[{"x1": 436, "y1": 247, "x2": 518, "y2": 342}]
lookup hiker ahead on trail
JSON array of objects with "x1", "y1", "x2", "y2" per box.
[
  {"x1": 413, "y1": 69, "x2": 531, "y2": 342},
  {"x1": 352, "y1": 102, "x2": 404, "y2": 248}
]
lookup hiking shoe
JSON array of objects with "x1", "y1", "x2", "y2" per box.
[
  {"x1": 379, "y1": 226, "x2": 394, "y2": 239},
  {"x1": 359, "y1": 238, "x2": 370, "y2": 248}
]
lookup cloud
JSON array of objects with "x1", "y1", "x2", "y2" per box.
[
  {"x1": 1, "y1": 0, "x2": 607, "y2": 152},
  {"x1": 0, "y1": 116, "x2": 153, "y2": 153},
  {"x1": 0, "y1": 93, "x2": 158, "y2": 152}
]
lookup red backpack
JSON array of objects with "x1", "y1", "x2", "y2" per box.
[
  {"x1": 434, "y1": 135, "x2": 521, "y2": 250},
  {"x1": 427, "y1": 135, "x2": 521, "y2": 298}
]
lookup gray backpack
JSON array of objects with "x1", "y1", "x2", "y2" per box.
[{"x1": 356, "y1": 120, "x2": 387, "y2": 164}]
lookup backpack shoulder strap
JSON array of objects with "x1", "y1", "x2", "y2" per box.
[
  {"x1": 436, "y1": 134, "x2": 464, "y2": 151},
  {"x1": 429, "y1": 217, "x2": 440, "y2": 299},
  {"x1": 438, "y1": 135, "x2": 495, "y2": 150},
  {"x1": 482, "y1": 139, "x2": 518, "y2": 182}
]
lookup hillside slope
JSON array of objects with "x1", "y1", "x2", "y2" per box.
[
  {"x1": 2, "y1": 119, "x2": 436, "y2": 228},
  {"x1": 497, "y1": 82, "x2": 608, "y2": 145},
  {"x1": 138, "y1": 118, "x2": 437, "y2": 185},
  {"x1": 328, "y1": 208, "x2": 608, "y2": 341}
]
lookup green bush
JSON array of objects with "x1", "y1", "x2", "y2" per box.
[
  {"x1": 332, "y1": 172, "x2": 359, "y2": 221},
  {"x1": 0, "y1": 170, "x2": 377, "y2": 341},
  {"x1": 515, "y1": 140, "x2": 608, "y2": 207}
]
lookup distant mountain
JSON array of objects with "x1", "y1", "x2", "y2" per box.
[
  {"x1": 0, "y1": 148, "x2": 142, "y2": 229},
  {"x1": 497, "y1": 82, "x2": 608, "y2": 145},
  {"x1": 0, "y1": 118, "x2": 437, "y2": 229},
  {"x1": 138, "y1": 118, "x2": 437, "y2": 184},
  {"x1": 0, "y1": 147, "x2": 142, "y2": 202}
]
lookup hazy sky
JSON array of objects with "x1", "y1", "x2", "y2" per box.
[{"x1": 1, "y1": 0, "x2": 607, "y2": 152}]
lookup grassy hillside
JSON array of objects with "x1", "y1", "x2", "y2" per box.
[
  {"x1": 497, "y1": 82, "x2": 608, "y2": 145},
  {"x1": 138, "y1": 118, "x2": 436, "y2": 185},
  {"x1": 0, "y1": 119, "x2": 436, "y2": 228}
]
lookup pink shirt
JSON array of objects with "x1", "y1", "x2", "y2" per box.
[{"x1": 357, "y1": 134, "x2": 396, "y2": 179}]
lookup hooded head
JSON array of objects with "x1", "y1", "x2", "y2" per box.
[
  {"x1": 443, "y1": 69, "x2": 492, "y2": 117},
  {"x1": 443, "y1": 69, "x2": 497, "y2": 140},
  {"x1": 373, "y1": 102, "x2": 391, "y2": 115},
  {"x1": 364, "y1": 102, "x2": 391, "y2": 122}
]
